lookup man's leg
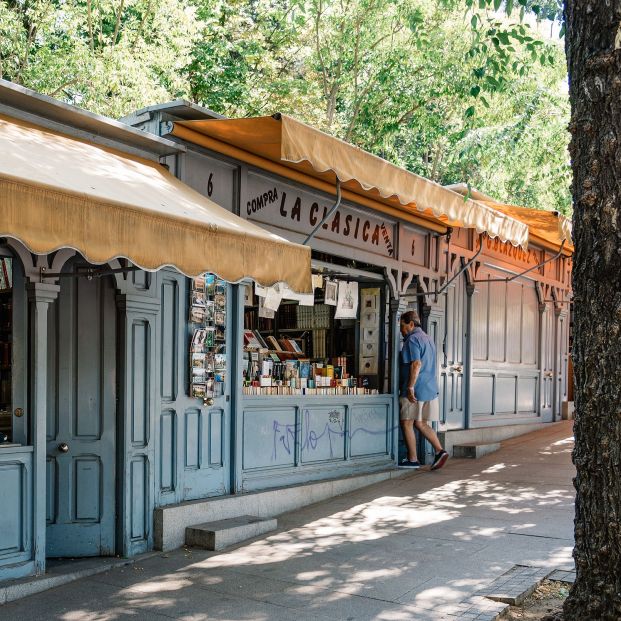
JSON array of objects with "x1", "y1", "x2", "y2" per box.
[
  {"x1": 400, "y1": 419, "x2": 418, "y2": 462},
  {"x1": 413, "y1": 420, "x2": 443, "y2": 453}
]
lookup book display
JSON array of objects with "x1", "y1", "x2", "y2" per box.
[
  {"x1": 189, "y1": 273, "x2": 227, "y2": 402},
  {"x1": 0, "y1": 258, "x2": 12, "y2": 441},
  {"x1": 242, "y1": 276, "x2": 383, "y2": 397}
]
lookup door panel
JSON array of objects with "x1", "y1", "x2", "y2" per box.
[
  {"x1": 540, "y1": 306, "x2": 554, "y2": 421},
  {"x1": 46, "y1": 268, "x2": 116, "y2": 557},
  {"x1": 441, "y1": 276, "x2": 466, "y2": 429},
  {"x1": 156, "y1": 270, "x2": 231, "y2": 506}
]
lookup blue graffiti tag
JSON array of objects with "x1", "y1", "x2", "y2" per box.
[{"x1": 272, "y1": 409, "x2": 399, "y2": 461}]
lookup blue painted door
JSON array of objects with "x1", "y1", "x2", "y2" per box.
[
  {"x1": 440, "y1": 276, "x2": 466, "y2": 429},
  {"x1": 156, "y1": 270, "x2": 230, "y2": 506},
  {"x1": 46, "y1": 270, "x2": 117, "y2": 557}
]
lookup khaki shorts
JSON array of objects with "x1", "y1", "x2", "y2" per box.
[{"x1": 399, "y1": 397, "x2": 440, "y2": 422}]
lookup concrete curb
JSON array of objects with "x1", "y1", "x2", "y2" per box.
[{"x1": 0, "y1": 551, "x2": 159, "y2": 605}]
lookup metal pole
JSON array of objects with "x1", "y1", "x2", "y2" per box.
[{"x1": 303, "y1": 179, "x2": 342, "y2": 245}]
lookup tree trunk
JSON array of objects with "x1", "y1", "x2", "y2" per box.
[{"x1": 563, "y1": 2, "x2": 621, "y2": 619}]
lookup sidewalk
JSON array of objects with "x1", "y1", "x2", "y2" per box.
[{"x1": 0, "y1": 422, "x2": 575, "y2": 621}]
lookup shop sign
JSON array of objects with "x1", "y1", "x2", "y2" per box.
[
  {"x1": 485, "y1": 236, "x2": 540, "y2": 266},
  {"x1": 245, "y1": 173, "x2": 396, "y2": 258},
  {"x1": 185, "y1": 150, "x2": 237, "y2": 212}
]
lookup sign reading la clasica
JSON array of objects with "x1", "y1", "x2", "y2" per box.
[{"x1": 246, "y1": 173, "x2": 396, "y2": 258}]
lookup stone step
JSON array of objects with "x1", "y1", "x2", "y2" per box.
[
  {"x1": 453, "y1": 442, "x2": 501, "y2": 459},
  {"x1": 185, "y1": 515, "x2": 278, "y2": 551}
]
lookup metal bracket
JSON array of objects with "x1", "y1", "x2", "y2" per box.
[
  {"x1": 472, "y1": 240, "x2": 566, "y2": 284},
  {"x1": 40, "y1": 265, "x2": 141, "y2": 281},
  {"x1": 303, "y1": 179, "x2": 342, "y2": 245}
]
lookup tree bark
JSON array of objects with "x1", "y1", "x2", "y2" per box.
[{"x1": 563, "y1": 2, "x2": 621, "y2": 619}]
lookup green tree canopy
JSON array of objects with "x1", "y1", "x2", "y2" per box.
[{"x1": 0, "y1": 0, "x2": 570, "y2": 213}]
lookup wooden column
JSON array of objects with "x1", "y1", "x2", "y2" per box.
[{"x1": 27, "y1": 282, "x2": 59, "y2": 574}]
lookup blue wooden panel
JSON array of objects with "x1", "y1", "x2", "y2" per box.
[
  {"x1": 300, "y1": 406, "x2": 346, "y2": 463},
  {"x1": 73, "y1": 457, "x2": 101, "y2": 521},
  {"x1": 209, "y1": 409, "x2": 223, "y2": 466},
  {"x1": 130, "y1": 457, "x2": 147, "y2": 541},
  {"x1": 518, "y1": 377, "x2": 538, "y2": 413},
  {"x1": 159, "y1": 410, "x2": 175, "y2": 492},
  {"x1": 350, "y1": 405, "x2": 389, "y2": 457},
  {"x1": 489, "y1": 282, "x2": 506, "y2": 362},
  {"x1": 160, "y1": 279, "x2": 178, "y2": 401},
  {"x1": 185, "y1": 409, "x2": 200, "y2": 469},
  {"x1": 131, "y1": 320, "x2": 150, "y2": 446},
  {"x1": 46, "y1": 458, "x2": 56, "y2": 523},
  {"x1": 506, "y1": 283, "x2": 522, "y2": 364},
  {"x1": 75, "y1": 277, "x2": 102, "y2": 439},
  {"x1": 471, "y1": 374, "x2": 494, "y2": 415},
  {"x1": 496, "y1": 376, "x2": 517, "y2": 414},
  {"x1": 522, "y1": 286, "x2": 538, "y2": 364},
  {"x1": 243, "y1": 407, "x2": 296, "y2": 470},
  {"x1": 472, "y1": 283, "x2": 489, "y2": 361},
  {"x1": 0, "y1": 462, "x2": 24, "y2": 555}
]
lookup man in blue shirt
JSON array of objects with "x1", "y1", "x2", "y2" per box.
[{"x1": 398, "y1": 310, "x2": 448, "y2": 470}]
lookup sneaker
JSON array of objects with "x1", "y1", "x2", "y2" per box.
[
  {"x1": 399, "y1": 458, "x2": 421, "y2": 469},
  {"x1": 431, "y1": 450, "x2": 449, "y2": 471}
]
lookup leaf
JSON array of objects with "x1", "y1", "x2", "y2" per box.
[
  {"x1": 471, "y1": 14, "x2": 478, "y2": 29},
  {"x1": 470, "y1": 85, "x2": 481, "y2": 97},
  {"x1": 465, "y1": 106, "x2": 476, "y2": 117},
  {"x1": 494, "y1": 0, "x2": 502, "y2": 10}
]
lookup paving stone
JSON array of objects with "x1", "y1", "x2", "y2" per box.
[
  {"x1": 475, "y1": 564, "x2": 551, "y2": 605},
  {"x1": 548, "y1": 569, "x2": 576, "y2": 584}
]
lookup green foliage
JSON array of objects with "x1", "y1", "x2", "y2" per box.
[{"x1": 0, "y1": 0, "x2": 570, "y2": 213}]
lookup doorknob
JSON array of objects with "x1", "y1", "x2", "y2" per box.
[
  {"x1": 203, "y1": 397, "x2": 214, "y2": 407},
  {"x1": 58, "y1": 442, "x2": 69, "y2": 453},
  {"x1": 453, "y1": 365, "x2": 463, "y2": 373}
]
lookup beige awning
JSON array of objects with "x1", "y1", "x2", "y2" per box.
[
  {"x1": 173, "y1": 114, "x2": 529, "y2": 248},
  {"x1": 445, "y1": 183, "x2": 572, "y2": 254},
  {"x1": 0, "y1": 114, "x2": 312, "y2": 292}
]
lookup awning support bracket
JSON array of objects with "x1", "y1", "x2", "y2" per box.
[
  {"x1": 412, "y1": 233, "x2": 485, "y2": 297},
  {"x1": 472, "y1": 240, "x2": 566, "y2": 284},
  {"x1": 303, "y1": 179, "x2": 342, "y2": 245},
  {"x1": 40, "y1": 265, "x2": 141, "y2": 281}
]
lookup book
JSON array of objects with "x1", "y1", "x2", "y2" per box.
[
  {"x1": 266, "y1": 335, "x2": 282, "y2": 351},
  {"x1": 244, "y1": 330, "x2": 262, "y2": 349}
]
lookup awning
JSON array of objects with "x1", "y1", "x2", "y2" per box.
[
  {"x1": 444, "y1": 183, "x2": 572, "y2": 254},
  {"x1": 172, "y1": 114, "x2": 529, "y2": 249},
  {"x1": 0, "y1": 115, "x2": 312, "y2": 293},
  {"x1": 479, "y1": 202, "x2": 573, "y2": 254}
]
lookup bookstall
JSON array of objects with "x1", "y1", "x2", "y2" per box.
[{"x1": 242, "y1": 273, "x2": 385, "y2": 397}]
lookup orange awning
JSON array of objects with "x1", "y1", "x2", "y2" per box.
[
  {"x1": 172, "y1": 114, "x2": 530, "y2": 248},
  {"x1": 0, "y1": 114, "x2": 312, "y2": 292},
  {"x1": 480, "y1": 202, "x2": 573, "y2": 254}
]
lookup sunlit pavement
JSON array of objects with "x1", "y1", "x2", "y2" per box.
[{"x1": 0, "y1": 422, "x2": 575, "y2": 621}]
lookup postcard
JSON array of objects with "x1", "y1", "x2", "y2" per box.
[
  {"x1": 190, "y1": 306, "x2": 206, "y2": 324},
  {"x1": 324, "y1": 280, "x2": 338, "y2": 306},
  {"x1": 191, "y1": 383, "x2": 206, "y2": 399},
  {"x1": 205, "y1": 273, "x2": 216, "y2": 295},
  {"x1": 192, "y1": 290, "x2": 206, "y2": 307}
]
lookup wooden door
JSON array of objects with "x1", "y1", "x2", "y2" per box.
[
  {"x1": 540, "y1": 304, "x2": 554, "y2": 422},
  {"x1": 46, "y1": 269, "x2": 117, "y2": 557},
  {"x1": 441, "y1": 276, "x2": 466, "y2": 429}
]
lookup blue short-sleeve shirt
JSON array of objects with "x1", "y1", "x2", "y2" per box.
[{"x1": 399, "y1": 327, "x2": 439, "y2": 401}]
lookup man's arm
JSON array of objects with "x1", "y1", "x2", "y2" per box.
[{"x1": 407, "y1": 359, "x2": 422, "y2": 402}]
